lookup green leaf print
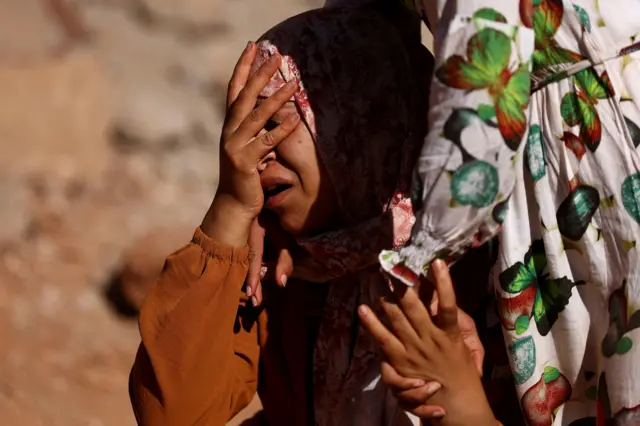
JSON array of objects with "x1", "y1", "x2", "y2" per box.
[
  {"x1": 532, "y1": 45, "x2": 583, "y2": 70},
  {"x1": 560, "y1": 69, "x2": 614, "y2": 150},
  {"x1": 450, "y1": 161, "x2": 499, "y2": 208},
  {"x1": 531, "y1": 0, "x2": 584, "y2": 71},
  {"x1": 560, "y1": 91, "x2": 602, "y2": 150},
  {"x1": 621, "y1": 172, "x2": 640, "y2": 223},
  {"x1": 533, "y1": 0, "x2": 563, "y2": 41},
  {"x1": 473, "y1": 8, "x2": 507, "y2": 24},
  {"x1": 573, "y1": 68, "x2": 614, "y2": 102},
  {"x1": 573, "y1": 4, "x2": 591, "y2": 32},
  {"x1": 525, "y1": 124, "x2": 546, "y2": 181},
  {"x1": 498, "y1": 240, "x2": 581, "y2": 336},
  {"x1": 560, "y1": 91, "x2": 591, "y2": 126},
  {"x1": 534, "y1": 276, "x2": 578, "y2": 336},
  {"x1": 515, "y1": 316, "x2": 532, "y2": 335},
  {"x1": 556, "y1": 183, "x2": 600, "y2": 241},
  {"x1": 509, "y1": 336, "x2": 536, "y2": 384},
  {"x1": 542, "y1": 366, "x2": 561, "y2": 383},
  {"x1": 477, "y1": 104, "x2": 496, "y2": 121},
  {"x1": 436, "y1": 29, "x2": 511, "y2": 90},
  {"x1": 499, "y1": 239, "x2": 547, "y2": 293},
  {"x1": 436, "y1": 28, "x2": 531, "y2": 150},
  {"x1": 496, "y1": 65, "x2": 531, "y2": 150},
  {"x1": 616, "y1": 336, "x2": 633, "y2": 355}
]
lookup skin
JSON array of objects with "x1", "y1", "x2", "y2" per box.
[
  {"x1": 255, "y1": 100, "x2": 341, "y2": 237},
  {"x1": 202, "y1": 43, "x2": 495, "y2": 423},
  {"x1": 358, "y1": 260, "x2": 498, "y2": 426}
]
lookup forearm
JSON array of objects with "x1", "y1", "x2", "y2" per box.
[{"x1": 130, "y1": 229, "x2": 259, "y2": 425}]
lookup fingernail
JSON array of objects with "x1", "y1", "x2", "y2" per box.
[
  {"x1": 425, "y1": 382, "x2": 442, "y2": 395},
  {"x1": 285, "y1": 80, "x2": 297, "y2": 88},
  {"x1": 433, "y1": 410, "x2": 445, "y2": 418},
  {"x1": 288, "y1": 112, "x2": 300, "y2": 122},
  {"x1": 268, "y1": 55, "x2": 280, "y2": 64},
  {"x1": 246, "y1": 286, "x2": 253, "y2": 298},
  {"x1": 433, "y1": 259, "x2": 446, "y2": 270},
  {"x1": 280, "y1": 275, "x2": 287, "y2": 287},
  {"x1": 245, "y1": 41, "x2": 254, "y2": 51},
  {"x1": 411, "y1": 379, "x2": 426, "y2": 388},
  {"x1": 251, "y1": 296, "x2": 258, "y2": 307},
  {"x1": 358, "y1": 305, "x2": 368, "y2": 316}
]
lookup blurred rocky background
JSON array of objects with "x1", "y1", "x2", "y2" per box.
[
  {"x1": 0, "y1": 1, "x2": 432, "y2": 425},
  {"x1": 0, "y1": 1, "x2": 326, "y2": 425}
]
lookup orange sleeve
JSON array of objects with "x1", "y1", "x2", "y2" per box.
[{"x1": 129, "y1": 227, "x2": 262, "y2": 426}]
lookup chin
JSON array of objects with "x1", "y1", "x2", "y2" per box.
[{"x1": 278, "y1": 213, "x2": 307, "y2": 237}]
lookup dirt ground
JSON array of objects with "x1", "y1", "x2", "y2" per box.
[{"x1": 0, "y1": 1, "x2": 431, "y2": 425}]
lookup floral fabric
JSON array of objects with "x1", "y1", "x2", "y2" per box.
[
  {"x1": 383, "y1": 0, "x2": 640, "y2": 424},
  {"x1": 253, "y1": 4, "x2": 430, "y2": 425}
]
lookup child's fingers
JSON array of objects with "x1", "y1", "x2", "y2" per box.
[
  {"x1": 431, "y1": 259, "x2": 459, "y2": 336},
  {"x1": 380, "y1": 361, "x2": 426, "y2": 391},
  {"x1": 410, "y1": 405, "x2": 446, "y2": 419},
  {"x1": 458, "y1": 309, "x2": 485, "y2": 376},
  {"x1": 380, "y1": 296, "x2": 423, "y2": 350},
  {"x1": 381, "y1": 362, "x2": 443, "y2": 406},
  {"x1": 358, "y1": 305, "x2": 406, "y2": 361},
  {"x1": 391, "y1": 279, "x2": 437, "y2": 340}
]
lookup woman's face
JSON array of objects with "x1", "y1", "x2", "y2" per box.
[{"x1": 257, "y1": 99, "x2": 341, "y2": 236}]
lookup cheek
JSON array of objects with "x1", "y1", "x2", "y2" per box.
[{"x1": 280, "y1": 125, "x2": 324, "y2": 197}]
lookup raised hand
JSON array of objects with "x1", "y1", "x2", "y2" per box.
[
  {"x1": 201, "y1": 42, "x2": 300, "y2": 247},
  {"x1": 359, "y1": 260, "x2": 496, "y2": 425}
]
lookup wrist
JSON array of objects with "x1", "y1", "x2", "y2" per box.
[{"x1": 201, "y1": 195, "x2": 256, "y2": 247}]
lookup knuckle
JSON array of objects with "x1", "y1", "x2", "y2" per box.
[
  {"x1": 228, "y1": 154, "x2": 244, "y2": 170},
  {"x1": 227, "y1": 81, "x2": 237, "y2": 95},
  {"x1": 248, "y1": 108, "x2": 262, "y2": 123},
  {"x1": 262, "y1": 131, "x2": 277, "y2": 147}
]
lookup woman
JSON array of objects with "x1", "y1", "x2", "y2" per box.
[
  {"x1": 381, "y1": 0, "x2": 640, "y2": 424},
  {"x1": 129, "y1": 4, "x2": 494, "y2": 425}
]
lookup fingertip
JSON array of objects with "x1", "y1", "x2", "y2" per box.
[
  {"x1": 432, "y1": 258, "x2": 447, "y2": 274},
  {"x1": 286, "y1": 112, "x2": 300, "y2": 124},
  {"x1": 424, "y1": 381, "x2": 442, "y2": 395},
  {"x1": 280, "y1": 275, "x2": 288, "y2": 288},
  {"x1": 358, "y1": 305, "x2": 369, "y2": 317},
  {"x1": 246, "y1": 285, "x2": 253, "y2": 298},
  {"x1": 411, "y1": 379, "x2": 426, "y2": 388}
]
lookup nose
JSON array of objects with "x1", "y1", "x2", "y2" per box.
[{"x1": 258, "y1": 150, "x2": 277, "y2": 172}]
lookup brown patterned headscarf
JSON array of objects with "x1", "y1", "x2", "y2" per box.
[{"x1": 254, "y1": 4, "x2": 431, "y2": 424}]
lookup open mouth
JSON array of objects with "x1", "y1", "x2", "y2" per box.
[{"x1": 264, "y1": 184, "x2": 292, "y2": 201}]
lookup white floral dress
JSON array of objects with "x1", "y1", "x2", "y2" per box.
[{"x1": 380, "y1": 1, "x2": 640, "y2": 424}]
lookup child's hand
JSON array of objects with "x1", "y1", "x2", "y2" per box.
[{"x1": 359, "y1": 260, "x2": 496, "y2": 425}]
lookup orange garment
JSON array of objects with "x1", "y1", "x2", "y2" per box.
[{"x1": 130, "y1": 228, "x2": 328, "y2": 426}]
